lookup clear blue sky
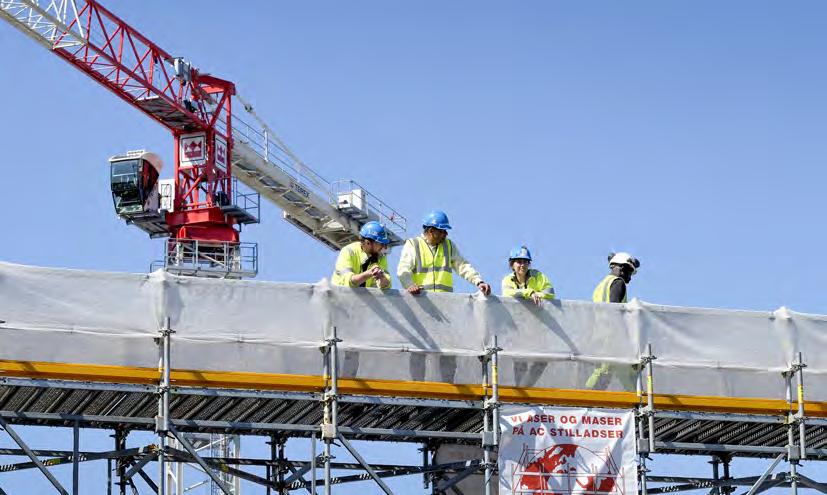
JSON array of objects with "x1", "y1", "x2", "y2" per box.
[{"x1": 1, "y1": 0, "x2": 825, "y2": 493}]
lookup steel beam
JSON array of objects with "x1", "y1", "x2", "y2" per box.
[
  {"x1": 123, "y1": 453, "x2": 157, "y2": 481},
  {"x1": 168, "y1": 426, "x2": 232, "y2": 495},
  {"x1": 744, "y1": 453, "x2": 785, "y2": 495},
  {"x1": 0, "y1": 415, "x2": 69, "y2": 495},
  {"x1": 435, "y1": 463, "x2": 481, "y2": 494},
  {"x1": 337, "y1": 434, "x2": 394, "y2": 495}
]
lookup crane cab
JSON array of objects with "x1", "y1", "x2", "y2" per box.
[{"x1": 109, "y1": 150, "x2": 169, "y2": 237}]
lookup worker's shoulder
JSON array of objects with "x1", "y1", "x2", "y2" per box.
[{"x1": 340, "y1": 241, "x2": 361, "y2": 253}]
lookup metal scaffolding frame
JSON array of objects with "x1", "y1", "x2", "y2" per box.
[{"x1": 0, "y1": 326, "x2": 826, "y2": 494}]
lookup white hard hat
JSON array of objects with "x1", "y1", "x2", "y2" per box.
[{"x1": 609, "y1": 252, "x2": 640, "y2": 273}]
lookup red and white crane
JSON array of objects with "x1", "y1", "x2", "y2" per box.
[{"x1": 0, "y1": 0, "x2": 407, "y2": 278}]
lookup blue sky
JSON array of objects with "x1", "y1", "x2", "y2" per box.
[{"x1": 1, "y1": 0, "x2": 826, "y2": 493}]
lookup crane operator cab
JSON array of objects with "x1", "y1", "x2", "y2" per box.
[{"x1": 108, "y1": 150, "x2": 169, "y2": 237}]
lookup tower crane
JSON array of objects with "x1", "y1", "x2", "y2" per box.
[{"x1": 0, "y1": 0, "x2": 407, "y2": 278}]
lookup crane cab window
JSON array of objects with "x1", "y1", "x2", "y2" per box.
[{"x1": 110, "y1": 158, "x2": 159, "y2": 216}]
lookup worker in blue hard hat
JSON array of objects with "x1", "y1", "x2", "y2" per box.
[
  {"x1": 331, "y1": 221, "x2": 391, "y2": 289},
  {"x1": 397, "y1": 210, "x2": 491, "y2": 295},
  {"x1": 501, "y1": 245, "x2": 555, "y2": 306}
]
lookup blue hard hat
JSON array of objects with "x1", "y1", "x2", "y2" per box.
[
  {"x1": 359, "y1": 221, "x2": 390, "y2": 245},
  {"x1": 508, "y1": 245, "x2": 532, "y2": 261},
  {"x1": 422, "y1": 210, "x2": 452, "y2": 230}
]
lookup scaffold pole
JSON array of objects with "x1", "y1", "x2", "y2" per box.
[
  {"x1": 72, "y1": 420, "x2": 79, "y2": 495},
  {"x1": 156, "y1": 317, "x2": 173, "y2": 495},
  {"x1": 322, "y1": 327, "x2": 341, "y2": 495}
]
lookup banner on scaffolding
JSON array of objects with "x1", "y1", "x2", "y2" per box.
[{"x1": 499, "y1": 406, "x2": 637, "y2": 495}]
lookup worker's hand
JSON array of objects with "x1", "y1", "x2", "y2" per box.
[
  {"x1": 407, "y1": 284, "x2": 422, "y2": 295},
  {"x1": 531, "y1": 292, "x2": 543, "y2": 306},
  {"x1": 477, "y1": 281, "x2": 491, "y2": 296},
  {"x1": 369, "y1": 266, "x2": 384, "y2": 279}
]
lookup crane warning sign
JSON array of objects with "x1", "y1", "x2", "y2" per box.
[{"x1": 499, "y1": 406, "x2": 637, "y2": 495}]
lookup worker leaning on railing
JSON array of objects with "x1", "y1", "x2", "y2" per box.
[
  {"x1": 331, "y1": 221, "x2": 392, "y2": 289},
  {"x1": 501, "y1": 245, "x2": 555, "y2": 306},
  {"x1": 396, "y1": 210, "x2": 491, "y2": 296}
]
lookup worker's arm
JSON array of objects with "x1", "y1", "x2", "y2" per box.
[
  {"x1": 396, "y1": 240, "x2": 416, "y2": 289},
  {"x1": 333, "y1": 248, "x2": 359, "y2": 287},
  {"x1": 537, "y1": 272, "x2": 556, "y2": 300},
  {"x1": 609, "y1": 278, "x2": 626, "y2": 303},
  {"x1": 501, "y1": 275, "x2": 527, "y2": 299},
  {"x1": 450, "y1": 243, "x2": 483, "y2": 286},
  {"x1": 452, "y1": 243, "x2": 490, "y2": 295}
]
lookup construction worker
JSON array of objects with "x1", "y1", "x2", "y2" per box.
[
  {"x1": 587, "y1": 251, "x2": 641, "y2": 390},
  {"x1": 331, "y1": 221, "x2": 391, "y2": 289},
  {"x1": 592, "y1": 252, "x2": 640, "y2": 303},
  {"x1": 397, "y1": 210, "x2": 491, "y2": 295},
  {"x1": 501, "y1": 245, "x2": 555, "y2": 305}
]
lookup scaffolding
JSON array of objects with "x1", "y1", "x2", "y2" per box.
[{"x1": 0, "y1": 323, "x2": 825, "y2": 495}]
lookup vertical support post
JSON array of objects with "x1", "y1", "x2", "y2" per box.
[
  {"x1": 107, "y1": 458, "x2": 113, "y2": 495},
  {"x1": 421, "y1": 443, "x2": 430, "y2": 491},
  {"x1": 311, "y1": 433, "x2": 317, "y2": 495},
  {"x1": 795, "y1": 352, "x2": 807, "y2": 460},
  {"x1": 785, "y1": 353, "x2": 806, "y2": 495},
  {"x1": 277, "y1": 435, "x2": 286, "y2": 495},
  {"x1": 636, "y1": 344, "x2": 657, "y2": 456},
  {"x1": 481, "y1": 341, "x2": 491, "y2": 495},
  {"x1": 72, "y1": 420, "x2": 80, "y2": 495},
  {"x1": 321, "y1": 327, "x2": 340, "y2": 495},
  {"x1": 266, "y1": 435, "x2": 274, "y2": 495},
  {"x1": 156, "y1": 317, "x2": 174, "y2": 495},
  {"x1": 482, "y1": 335, "x2": 502, "y2": 495},
  {"x1": 710, "y1": 457, "x2": 721, "y2": 495},
  {"x1": 636, "y1": 345, "x2": 655, "y2": 495},
  {"x1": 114, "y1": 429, "x2": 127, "y2": 495},
  {"x1": 645, "y1": 344, "x2": 656, "y2": 454},
  {"x1": 722, "y1": 455, "x2": 733, "y2": 495}
]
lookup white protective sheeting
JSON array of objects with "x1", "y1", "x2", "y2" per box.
[{"x1": 0, "y1": 261, "x2": 824, "y2": 401}]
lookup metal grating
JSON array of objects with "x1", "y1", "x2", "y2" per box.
[{"x1": 2, "y1": 377, "x2": 825, "y2": 454}]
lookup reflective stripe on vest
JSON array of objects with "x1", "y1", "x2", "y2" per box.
[
  {"x1": 593, "y1": 274, "x2": 626, "y2": 303},
  {"x1": 411, "y1": 237, "x2": 454, "y2": 292}
]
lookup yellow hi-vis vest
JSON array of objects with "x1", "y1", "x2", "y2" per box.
[
  {"x1": 501, "y1": 269, "x2": 555, "y2": 300},
  {"x1": 331, "y1": 241, "x2": 390, "y2": 288},
  {"x1": 410, "y1": 236, "x2": 454, "y2": 292},
  {"x1": 593, "y1": 274, "x2": 626, "y2": 303}
]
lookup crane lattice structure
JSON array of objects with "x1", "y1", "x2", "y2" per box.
[{"x1": 0, "y1": 0, "x2": 406, "y2": 280}]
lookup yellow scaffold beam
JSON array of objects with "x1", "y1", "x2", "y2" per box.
[{"x1": 0, "y1": 358, "x2": 820, "y2": 417}]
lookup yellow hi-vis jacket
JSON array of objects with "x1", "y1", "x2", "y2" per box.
[
  {"x1": 501, "y1": 269, "x2": 555, "y2": 300},
  {"x1": 592, "y1": 274, "x2": 626, "y2": 303},
  {"x1": 331, "y1": 241, "x2": 390, "y2": 288},
  {"x1": 396, "y1": 236, "x2": 482, "y2": 292}
]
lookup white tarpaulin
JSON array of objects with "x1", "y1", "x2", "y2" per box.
[
  {"x1": 498, "y1": 406, "x2": 637, "y2": 495},
  {"x1": 0, "y1": 261, "x2": 826, "y2": 400}
]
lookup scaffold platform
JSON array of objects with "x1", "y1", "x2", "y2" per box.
[{"x1": 1, "y1": 261, "x2": 827, "y2": 494}]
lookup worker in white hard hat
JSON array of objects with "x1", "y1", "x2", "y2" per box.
[
  {"x1": 397, "y1": 210, "x2": 491, "y2": 296},
  {"x1": 501, "y1": 245, "x2": 555, "y2": 306},
  {"x1": 592, "y1": 252, "x2": 640, "y2": 303},
  {"x1": 587, "y1": 251, "x2": 641, "y2": 390},
  {"x1": 331, "y1": 221, "x2": 391, "y2": 289}
]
